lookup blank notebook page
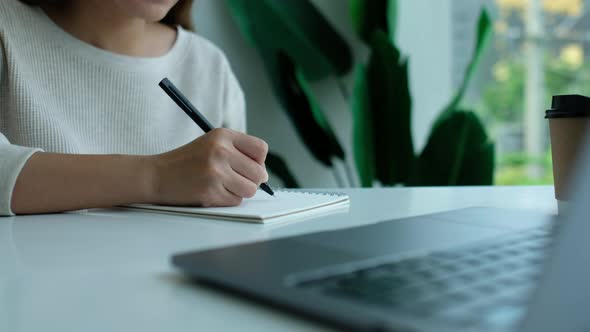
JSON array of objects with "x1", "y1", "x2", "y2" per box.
[{"x1": 126, "y1": 190, "x2": 350, "y2": 224}]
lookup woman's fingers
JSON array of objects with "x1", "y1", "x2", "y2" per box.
[
  {"x1": 218, "y1": 184, "x2": 244, "y2": 206},
  {"x1": 232, "y1": 132, "x2": 269, "y2": 164},
  {"x1": 223, "y1": 167, "x2": 259, "y2": 199},
  {"x1": 228, "y1": 148, "x2": 268, "y2": 185}
]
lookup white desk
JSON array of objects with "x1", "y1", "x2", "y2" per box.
[{"x1": 0, "y1": 186, "x2": 556, "y2": 332}]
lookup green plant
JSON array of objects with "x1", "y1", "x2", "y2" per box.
[
  {"x1": 352, "y1": 30, "x2": 413, "y2": 186},
  {"x1": 226, "y1": 0, "x2": 495, "y2": 187},
  {"x1": 226, "y1": 0, "x2": 352, "y2": 187},
  {"x1": 409, "y1": 10, "x2": 495, "y2": 186}
]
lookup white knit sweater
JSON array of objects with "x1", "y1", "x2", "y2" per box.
[{"x1": 0, "y1": 0, "x2": 246, "y2": 216}]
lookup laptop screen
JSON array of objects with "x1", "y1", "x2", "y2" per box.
[{"x1": 520, "y1": 129, "x2": 590, "y2": 331}]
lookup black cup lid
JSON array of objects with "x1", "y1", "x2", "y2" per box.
[{"x1": 546, "y1": 94, "x2": 590, "y2": 119}]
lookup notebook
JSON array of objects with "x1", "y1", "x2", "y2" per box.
[{"x1": 125, "y1": 190, "x2": 350, "y2": 224}]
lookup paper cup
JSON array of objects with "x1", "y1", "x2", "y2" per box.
[{"x1": 546, "y1": 95, "x2": 590, "y2": 210}]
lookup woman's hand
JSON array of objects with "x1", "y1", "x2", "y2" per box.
[{"x1": 147, "y1": 128, "x2": 269, "y2": 207}]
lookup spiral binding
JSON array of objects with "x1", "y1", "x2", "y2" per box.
[{"x1": 275, "y1": 188, "x2": 348, "y2": 198}]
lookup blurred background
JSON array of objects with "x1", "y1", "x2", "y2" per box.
[{"x1": 192, "y1": 0, "x2": 586, "y2": 188}]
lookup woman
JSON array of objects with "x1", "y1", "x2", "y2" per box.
[{"x1": 0, "y1": 0, "x2": 269, "y2": 216}]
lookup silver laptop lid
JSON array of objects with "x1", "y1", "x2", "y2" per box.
[{"x1": 520, "y1": 130, "x2": 590, "y2": 332}]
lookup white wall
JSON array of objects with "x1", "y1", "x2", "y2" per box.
[{"x1": 193, "y1": 0, "x2": 453, "y2": 188}]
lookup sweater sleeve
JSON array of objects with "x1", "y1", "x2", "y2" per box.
[
  {"x1": 221, "y1": 59, "x2": 247, "y2": 133},
  {"x1": 0, "y1": 48, "x2": 42, "y2": 216},
  {"x1": 0, "y1": 135, "x2": 42, "y2": 216}
]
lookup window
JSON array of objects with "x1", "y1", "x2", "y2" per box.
[{"x1": 453, "y1": 0, "x2": 587, "y2": 185}]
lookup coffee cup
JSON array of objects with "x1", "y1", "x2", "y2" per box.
[{"x1": 546, "y1": 95, "x2": 590, "y2": 209}]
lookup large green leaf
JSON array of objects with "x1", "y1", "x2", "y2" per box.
[
  {"x1": 351, "y1": 65, "x2": 375, "y2": 187},
  {"x1": 350, "y1": 0, "x2": 398, "y2": 42},
  {"x1": 409, "y1": 110, "x2": 494, "y2": 185},
  {"x1": 265, "y1": 151, "x2": 300, "y2": 188},
  {"x1": 366, "y1": 31, "x2": 414, "y2": 185},
  {"x1": 412, "y1": 9, "x2": 495, "y2": 186},
  {"x1": 226, "y1": 0, "x2": 353, "y2": 81},
  {"x1": 269, "y1": 52, "x2": 345, "y2": 167},
  {"x1": 351, "y1": 31, "x2": 413, "y2": 186}
]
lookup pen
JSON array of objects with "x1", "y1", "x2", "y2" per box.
[{"x1": 159, "y1": 77, "x2": 275, "y2": 197}]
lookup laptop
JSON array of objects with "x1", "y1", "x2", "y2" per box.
[{"x1": 172, "y1": 138, "x2": 590, "y2": 331}]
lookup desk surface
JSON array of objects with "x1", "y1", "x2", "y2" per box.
[{"x1": 0, "y1": 186, "x2": 556, "y2": 332}]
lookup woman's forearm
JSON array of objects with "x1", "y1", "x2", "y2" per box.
[
  {"x1": 11, "y1": 152, "x2": 156, "y2": 215},
  {"x1": 10, "y1": 129, "x2": 269, "y2": 215}
]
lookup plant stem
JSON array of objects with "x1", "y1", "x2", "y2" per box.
[
  {"x1": 332, "y1": 164, "x2": 346, "y2": 188},
  {"x1": 342, "y1": 159, "x2": 357, "y2": 187},
  {"x1": 337, "y1": 78, "x2": 350, "y2": 102},
  {"x1": 335, "y1": 77, "x2": 354, "y2": 188}
]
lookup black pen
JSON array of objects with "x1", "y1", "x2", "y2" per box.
[{"x1": 159, "y1": 77, "x2": 275, "y2": 197}]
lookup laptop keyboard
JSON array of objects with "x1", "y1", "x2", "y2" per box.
[{"x1": 294, "y1": 227, "x2": 552, "y2": 330}]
